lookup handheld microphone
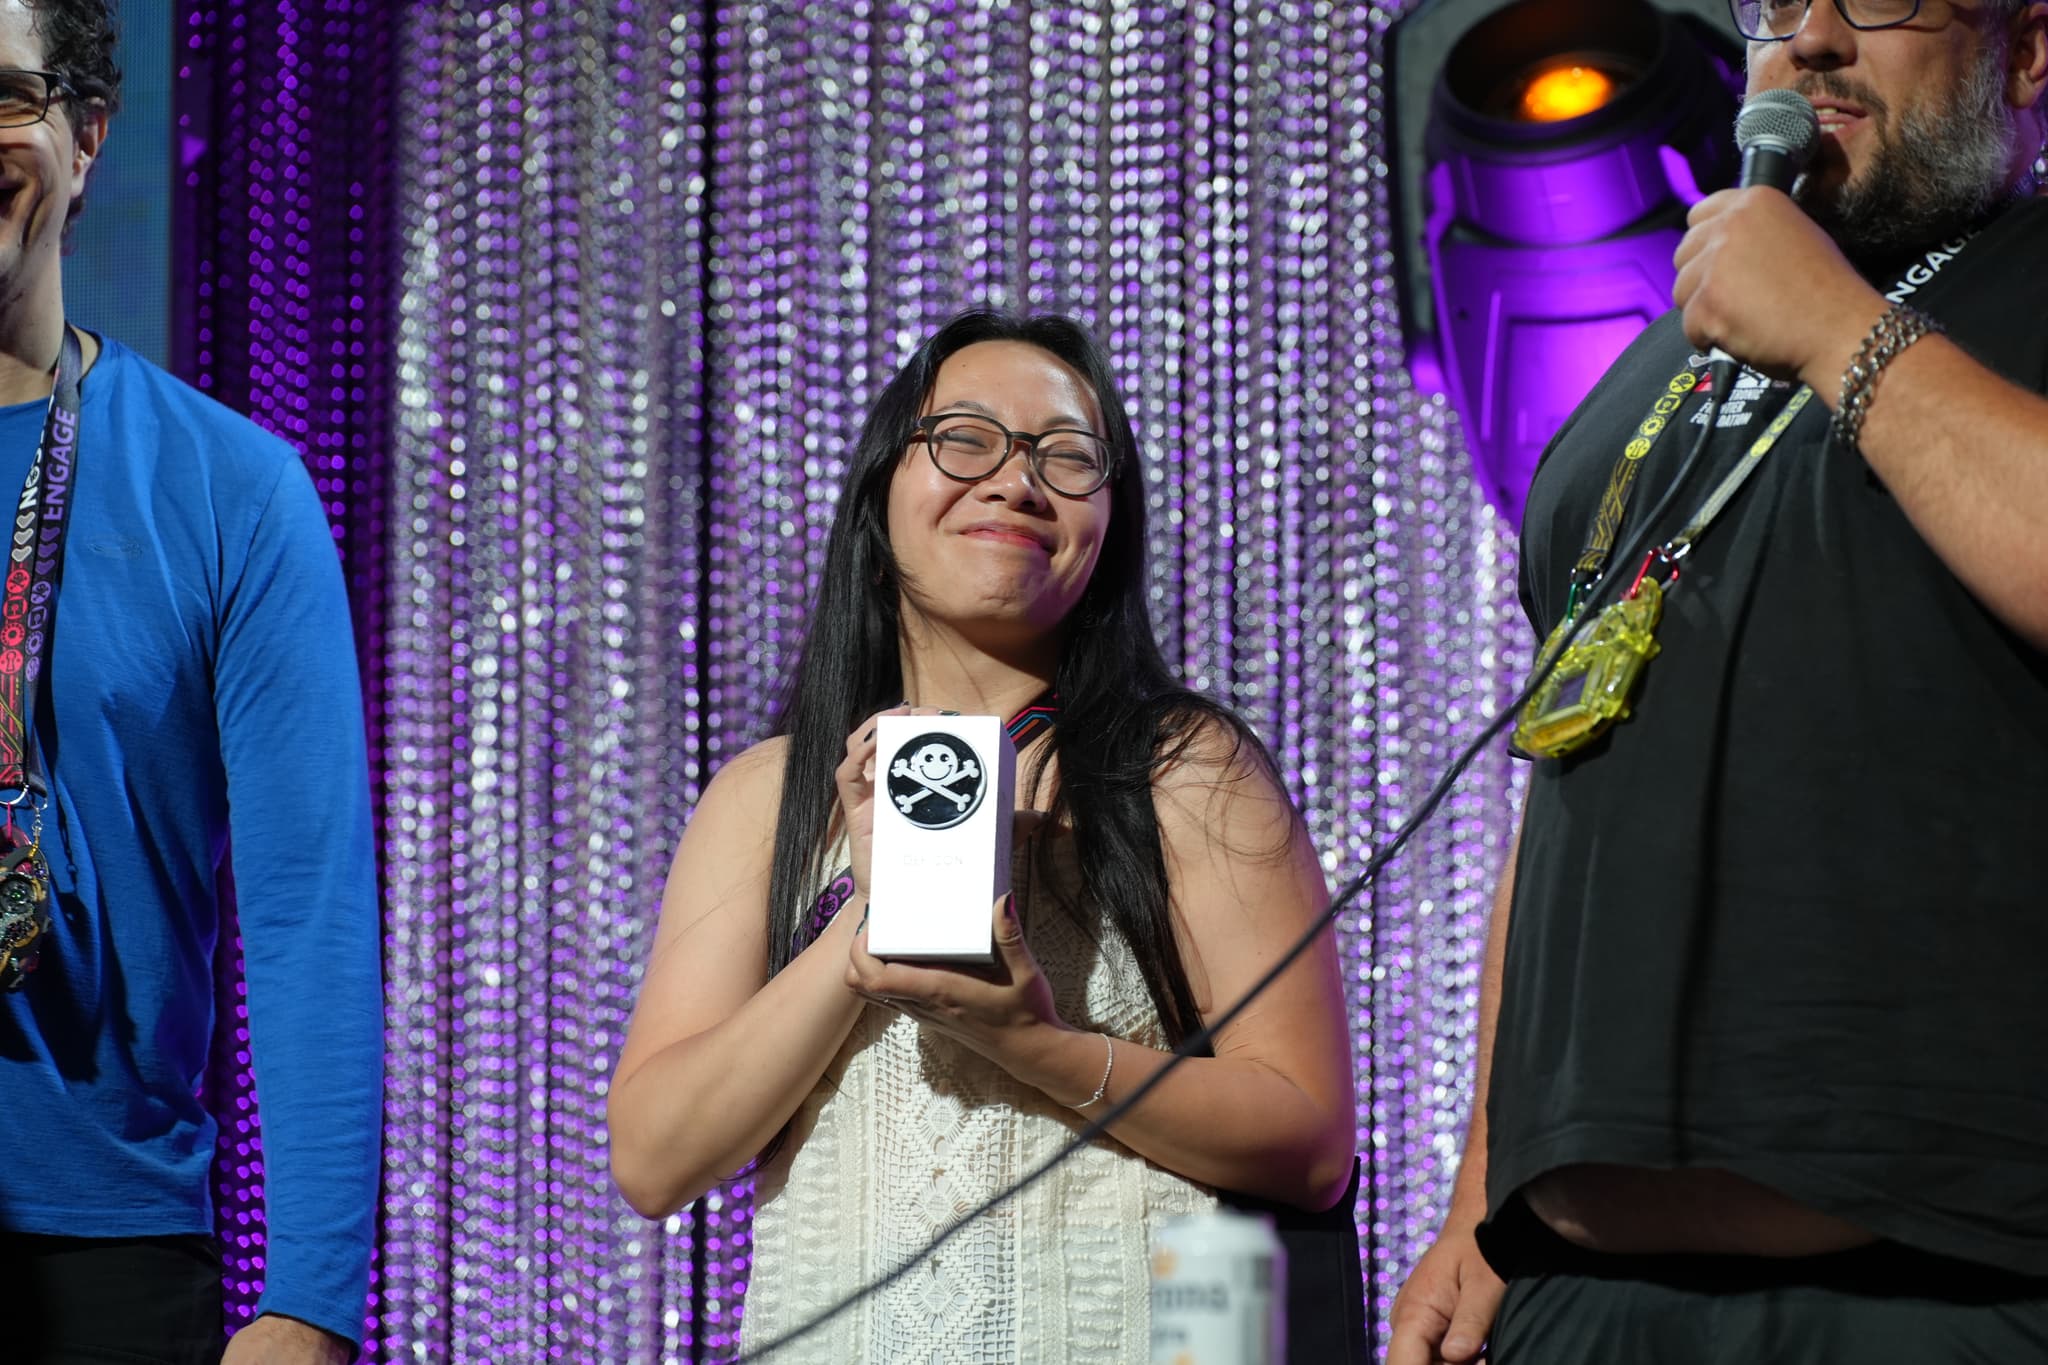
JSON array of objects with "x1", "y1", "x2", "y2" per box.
[
  {"x1": 1734, "y1": 89, "x2": 1821, "y2": 192},
  {"x1": 1705, "y1": 91, "x2": 1823, "y2": 368}
]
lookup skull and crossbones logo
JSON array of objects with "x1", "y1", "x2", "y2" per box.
[{"x1": 885, "y1": 733, "x2": 987, "y2": 830}]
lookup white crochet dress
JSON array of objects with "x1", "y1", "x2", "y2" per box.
[{"x1": 738, "y1": 874, "x2": 1217, "y2": 1363}]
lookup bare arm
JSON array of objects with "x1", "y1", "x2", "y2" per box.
[
  {"x1": 607, "y1": 738, "x2": 869, "y2": 1218},
  {"x1": 1386, "y1": 794, "x2": 1525, "y2": 1365},
  {"x1": 848, "y1": 721, "x2": 1357, "y2": 1211},
  {"x1": 1796, "y1": 330, "x2": 2048, "y2": 650},
  {"x1": 1451, "y1": 793, "x2": 1521, "y2": 1222},
  {"x1": 1018, "y1": 730, "x2": 1356, "y2": 1209}
]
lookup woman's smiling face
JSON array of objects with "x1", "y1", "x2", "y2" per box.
[{"x1": 885, "y1": 339, "x2": 1112, "y2": 642}]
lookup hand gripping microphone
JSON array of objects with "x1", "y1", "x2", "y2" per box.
[
  {"x1": 1734, "y1": 88, "x2": 1821, "y2": 193},
  {"x1": 1706, "y1": 90, "x2": 1822, "y2": 368}
]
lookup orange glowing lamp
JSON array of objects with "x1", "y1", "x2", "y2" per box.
[{"x1": 1517, "y1": 63, "x2": 1618, "y2": 123}]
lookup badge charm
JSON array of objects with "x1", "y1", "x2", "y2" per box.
[
  {"x1": 0, "y1": 833, "x2": 52, "y2": 991},
  {"x1": 1513, "y1": 576, "x2": 1665, "y2": 760}
]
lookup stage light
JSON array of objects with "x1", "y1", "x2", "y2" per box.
[
  {"x1": 1388, "y1": 0, "x2": 1744, "y2": 526},
  {"x1": 1515, "y1": 61, "x2": 1621, "y2": 123}
]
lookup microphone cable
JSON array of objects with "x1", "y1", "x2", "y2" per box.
[{"x1": 735, "y1": 364, "x2": 1737, "y2": 1361}]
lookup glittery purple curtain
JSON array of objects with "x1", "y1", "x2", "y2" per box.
[{"x1": 179, "y1": 2, "x2": 1528, "y2": 1360}]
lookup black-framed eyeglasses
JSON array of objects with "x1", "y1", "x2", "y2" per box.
[
  {"x1": 912, "y1": 413, "x2": 1116, "y2": 498},
  {"x1": 1730, "y1": 0, "x2": 1922, "y2": 42},
  {"x1": 0, "y1": 69, "x2": 75, "y2": 129}
]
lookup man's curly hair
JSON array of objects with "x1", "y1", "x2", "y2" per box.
[
  {"x1": 24, "y1": 0, "x2": 119, "y2": 236},
  {"x1": 28, "y1": 0, "x2": 121, "y2": 119}
]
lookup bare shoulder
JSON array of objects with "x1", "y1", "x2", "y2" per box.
[
  {"x1": 683, "y1": 734, "x2": 790, "y2": 838},
  {"x1": 622, "y1": 749, "x2": 782, "y2": 1035},
  {"x1": 620, "y1": 736, "x2": 793, "y2": 1069},
  {"x1": 707, "y1": 733, "x2": 791, "y2": 803},
  {"x1": 1152, "y1": 710, "x2": 1297, "y2": 857},
  {"x1": 1151, "y1": 708, "x2": 1330, "y2": 1018},
  {"x1": 654, "y1": 734, "x2": 791, "y2": 937},
  {"x1": 1154, "y1": 710, "x2": 1271, "y2": 786}
]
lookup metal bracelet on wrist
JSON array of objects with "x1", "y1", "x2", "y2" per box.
[{"x1": 1832, "y1": 302, "x2": 1942, "y2": 451}]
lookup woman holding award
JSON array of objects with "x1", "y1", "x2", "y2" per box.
[{"x1": 608, "y1": 311, "x2": 1359, "y2": 1361}]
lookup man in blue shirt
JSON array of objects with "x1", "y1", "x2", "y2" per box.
[{"x1": 0, "y1": 3, "x2": 381, "y2": 1362}]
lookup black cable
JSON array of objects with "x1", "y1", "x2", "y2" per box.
[{"x1": 735, "y1": 372, "x2": 1735, "y2": 1361}]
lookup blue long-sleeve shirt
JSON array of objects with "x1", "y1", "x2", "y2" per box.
[{"x1": 0, "y1": 337, "x2": 382, "y2": 1344}]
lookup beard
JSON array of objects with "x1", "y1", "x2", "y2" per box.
[{"x1": 1790, "y1": 51, "x2": 2018, "y2": 270}]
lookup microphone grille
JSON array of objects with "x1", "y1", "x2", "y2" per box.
[{"x1": 1735, "y1": 89, "x2": 1820, "y2": 159}]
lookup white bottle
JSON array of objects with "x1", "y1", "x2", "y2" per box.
[{"x1": 1149, "y1": 1208, "x2": 1286, "y2": 1365}]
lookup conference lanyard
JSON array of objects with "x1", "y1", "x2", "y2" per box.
[
  {"x1": 1516, "y1": 235, "x2": 1973, "y2": 760},
  {"x1": 1554, "y1": 359, "x2": 1808, "y2": 644},
  {"x1": 0, "y1": 325, "x2": 83, "y2": 989},
  {"x1": 1, "y1": 325, "x2": 82, "y2": 794}
]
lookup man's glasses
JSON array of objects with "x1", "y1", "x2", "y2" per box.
[
  {"x1": 0, "y1": 69, "x2": 76, "y2": 129},
  {"x1": 1730, "y1": 0, "x2": 1923, "y2": 41},
  {"x1": 913, "y1": 413, "x2": 1116, "y2": 498}
]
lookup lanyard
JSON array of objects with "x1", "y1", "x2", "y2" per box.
[
  {"x1": 1659, "y1": 387, "x2": 1813, "y2": 566},
  {"x1": 0, "y1": 327, "x2": 84, "y2": 799},
  {"x1": 1559, "y1": 231, "x2": 1978, "y2": 633},
  {"x1": 1005, "y1": 690, "x2": 1060, "y2": 750},
  {"x1": 1514, "y1": 376, "x2": 1811, "y2": 761},
  {"x1": 0, "y1": 327, "x2": 79, "y2": 989},
  {"x1": 1567, "y1": 363, "x2": 1705, "y2": 614},
  {"x1": 1549, "y1": 359, "x2": 1794, "y2": 653},
  {"x1": 1516, "y1": 236, "x2": 1978, "y2": 761}
]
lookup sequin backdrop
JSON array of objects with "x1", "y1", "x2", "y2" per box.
[{"x1": 179, "y1": 2, "x2": 1529, "y2": 1359}]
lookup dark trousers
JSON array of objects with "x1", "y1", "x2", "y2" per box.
[
  {"x1": 0, "y1": 1233, "x2": 224, "y2": 1365},
  {"x1": 1223, "y1": 1156, "x2": 1369, "y2": 1363},
  {"x1": 1488, "y1": 1204, "x2": 2048, "y2": 1364}
]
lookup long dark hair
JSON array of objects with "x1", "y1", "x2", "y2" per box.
[{"x1": 763, "y1": 309, "x2": 1273, "y2": 1046}]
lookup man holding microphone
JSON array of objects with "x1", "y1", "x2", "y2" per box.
[{"x1": 1394, "y1": 0, "x2": 2048, "y2": 1359}]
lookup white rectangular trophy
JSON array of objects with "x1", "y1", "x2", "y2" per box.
[{"x1": 867, "y1": 714, "x2": 1015, "y2": 962}]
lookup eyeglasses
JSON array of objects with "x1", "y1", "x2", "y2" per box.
[
  {"x1": 912, "y1": 413, "x2": 1116, "y2": 498},
  {"x1": 1730, "y1": 0, "x2": 1922, "y2": 41},
  {"x1": 0, "y1": 69, "x2": 75, "y2": 129}
]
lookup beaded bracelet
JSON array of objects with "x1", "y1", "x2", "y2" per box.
[
  {"x1": 1833, "y1": 302, "x2": 1943, "y2": 450},
  {"x1": 1070, "y1": 1033, "x2": 1115, "y2": 1111}
]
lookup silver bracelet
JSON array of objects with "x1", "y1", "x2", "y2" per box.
[
  {"x1": 1070, "y1": 1033, "x2": 1115, "y2": 1111},
  {"x1": 1833, "y1": 302, "x2": 1942, "y2": 450}
]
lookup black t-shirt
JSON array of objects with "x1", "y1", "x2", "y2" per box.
[{"x1": 1485, "y1": 196, "x2": 2048, "y2": 1275}]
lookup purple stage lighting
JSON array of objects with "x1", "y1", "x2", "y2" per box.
[{"x1": 1391, "y1": 0, "x2": 1742, "y2": 526}]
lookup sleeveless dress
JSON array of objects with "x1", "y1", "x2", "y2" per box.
[{"x1": 738, "y1": 840, "x2": 1218, "y2": 1362}]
